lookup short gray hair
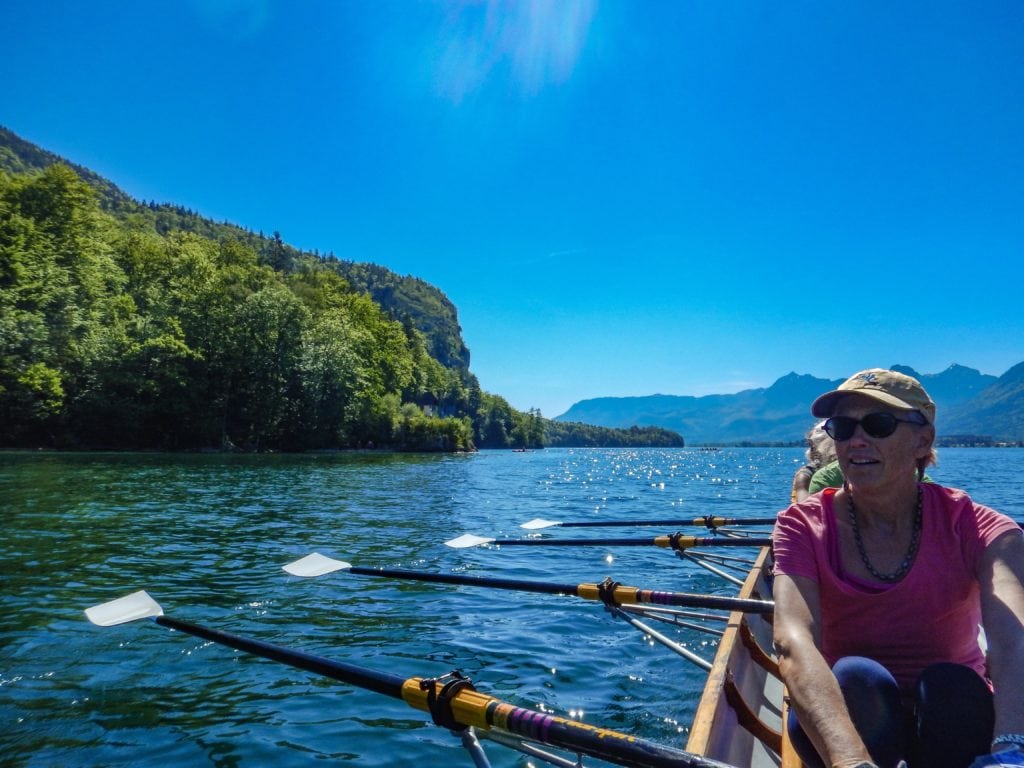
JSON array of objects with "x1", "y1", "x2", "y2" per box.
[{"x1": 805, "y1": 421, "x2": 836, "y2": 468}]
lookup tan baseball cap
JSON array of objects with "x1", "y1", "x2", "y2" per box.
[{"x1": 811, "y1": 368, "x2": 936, "y2": 425}]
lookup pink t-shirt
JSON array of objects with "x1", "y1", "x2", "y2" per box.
[{"x1": 773, "y1": 484, "x2": 1020, "y2": 691}]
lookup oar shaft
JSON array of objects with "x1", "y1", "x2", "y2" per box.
[
  {"x1": 400, "y1": 681, "x2": 734, "y2": 768},
  {"x1": 155, "y1": 616, "x2": 405, "y2": 698},
  {"x1": 151, "y1": 615, "x2": 735, "y2": 767},
  {"x1": 555, "y1": 517, "x2": 773, "y2": 528},
  {"x1": 574, "y1": 585, "x2": 774, "y2": 614},
  {"x1": 344, "y1": 566, "x2": 774, "y2": 614},
  {"x1": 656, "y1": 536, "x2": 773, "y2": 549},
  {"x1": 349, "y1": 566, "x2": 576, "y2": 597},
  {"x1": 700, "y1": 517, "x2": 778, "y2": 527},
  {"x1": 490, "y1": 536, "x2": 773, "y2": 549},
  {"x1": 494, "y1": 537, "x2": 654, "y2": 546},
  {"x1": 540, "y1": 517, "x2": 1021, "y2": 529}
]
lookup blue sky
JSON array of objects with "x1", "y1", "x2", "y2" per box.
[{"x1": 3, "y1": 1, "x2": 1023, "y2": 418}]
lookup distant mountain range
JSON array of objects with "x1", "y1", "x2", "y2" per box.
[{"x1": 556, "y1": 364, "x2": 1024, "y2": 444}]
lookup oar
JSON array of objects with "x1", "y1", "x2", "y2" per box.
[
  {"x1": 445, "y1": 533, "x2": 773, "y2": 550},
  {"x1": 283, "y1": 553, "x2": 775, "y2": 614},
  {"x1": 84, "y1": 591, "x2": 737, "y2": 768},
  {"x1": 521, "y1": 517, "x2": 1024, "y2": 531},
  {"x1": 521, "y1": 516, "x2": 778, "y2": 530}
]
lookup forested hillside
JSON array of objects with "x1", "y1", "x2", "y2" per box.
[
  {"x1": 545, "y1": 421, "x2": 685, "y2": 448},
  {"x1": 0, "y1": 163, "x2": 481, "y2": 450},
  {"x1": 0, "y1": 128, "x2": 683, "y2": 451},
  {"x1": 0, "y1": 126, "x2": 470, "y2": 384}
]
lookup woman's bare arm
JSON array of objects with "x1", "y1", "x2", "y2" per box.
[
  {"x1": 773, "y1": 573, "x2": 875, "y2": 768},
  {"x1": 979, "y1": 531, "x2": 1024, "y2": 747}
]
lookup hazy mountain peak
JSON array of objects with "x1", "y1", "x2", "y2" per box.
[
  {"x1": 890, "y1": 364, "x2": 922, "y2": 379},
  {"x1": 559, "y1": 364, "x2": 1024, "y2": 443}
]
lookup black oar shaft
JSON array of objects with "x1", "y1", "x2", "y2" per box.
[
  {"x1": 490, "y1": 536, "x2": 773, "y2": 549},
  {"x1": 494, "y1": 536, "x2": 657, "y2": 546},
  {"x1": 574, "y1": 585, "x2": 774, "y2": 614},
  {"x1": 557, "y1": 517, "x2": 776, "y2": 528},
  {"x1": 559, "y1": 519, "x2": 691, "y2": 528},
  {"x1": 155, "y1": 616, "x2": 405, "y2": 698},
  {"x1": 660, "y1": 536, "x2": 773, "y2": 549},
  {"x1": 349, "y1": 566, "x2": 575, "y2": 596},
  {"x1": 345, "y1": 566, "x2": 775, "y2": 614},
  {"x1": 702, "y1": 517, "x2": 778, "y2": 527}
]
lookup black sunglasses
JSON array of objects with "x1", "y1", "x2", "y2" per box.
[{"x1": 823, "y1": 412, "x2": 925, "y2": 441}]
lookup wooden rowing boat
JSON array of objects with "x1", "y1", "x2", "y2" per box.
[{"x1": 687, "y1": 544, "x2": 801, "y2": 768}]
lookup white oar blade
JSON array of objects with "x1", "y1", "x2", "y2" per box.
[
  {"x1": 520, "y1": 518, "x2": 560, "y2": 530},
  {"x1": 444, "y1": 533, "x2": 495, "y2": 549},
  {"x1": 283, "y1": 552, "x2": 352, "y2": 578},
  {"x1": 85, "y1": 590, "x2": 163, "y2": 627}
]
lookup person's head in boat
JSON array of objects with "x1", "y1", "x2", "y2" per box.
[
  {"x1": 804, "y1": 420, "x2": 836, "y2": 469},
  {"x1": 791, "y1": 420, "x2": 839, "y2": 502},
  {"x1": 811, "y1": 368, "x2": 938, "y2": 485}
]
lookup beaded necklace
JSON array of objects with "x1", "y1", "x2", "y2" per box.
[{"x1": 847, "y1": 484, "x2": 923, "y2": 582}]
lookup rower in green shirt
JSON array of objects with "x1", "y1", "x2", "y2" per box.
[{"x1": 808, "y1": 459, "x2": 932, "y2": 494}]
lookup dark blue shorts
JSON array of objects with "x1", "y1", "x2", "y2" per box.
[{"x1": 788, "y1": 656, "x2": 994, "y2": 768}]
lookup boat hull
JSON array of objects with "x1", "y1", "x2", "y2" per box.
[{"x1": 686, "y1": 547, "x2": 800, "y2": 768}]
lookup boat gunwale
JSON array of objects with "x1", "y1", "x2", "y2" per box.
[{"x1": 685, "y1": 545, "x2": 782, "y2": 766}]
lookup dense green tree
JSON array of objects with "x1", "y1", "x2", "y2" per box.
[
  {"x1": 299, "y1": 308, "x2": 362, "y2": 446},
  {"x1": 512, "y1": 407, "x2": 546, "y2": 448},
  {"x1": 264, "y1": 230, "x2": 290, "y2": 272},
  {"x1": 227, "y1": 284, "x2": 308, "y2": 450},
  {"x1": 0, "y1": 165, "x2": 125, "y2": 444}
]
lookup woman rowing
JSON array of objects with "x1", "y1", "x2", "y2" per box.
[{"x1": 772, "y1": 368, "x2": 1024, "y2": 768}]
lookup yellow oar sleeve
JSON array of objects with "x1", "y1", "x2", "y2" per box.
[
  {"x1": 401, "y1": 677, "x2": 644, "y2": 745},
  {"x1": 575, "y1": 583, "x2": 643, "y2": 603},
  {"x1": 401, "y1": 677, "x2": 495, "y2": 728}
]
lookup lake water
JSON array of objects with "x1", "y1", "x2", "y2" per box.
[{"x1": 3, "y1": 447, "x2": 1023, "y2": 767}]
